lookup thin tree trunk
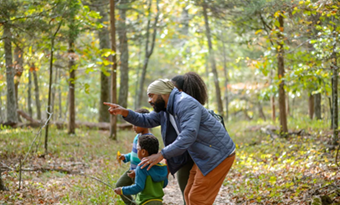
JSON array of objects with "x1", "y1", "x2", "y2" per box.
[
  {"x1": 332, "y1": 43, "x2": 338, "y2": 145},
  {"x1": 221, "y1": 32, "x2": 229, "y2": 121},
  {"x1": 51, "y1": 67, "x2": 58, "y2": 121},
  {"x1": 68, "y1": 42, "x2": 76, "y2": 135},
  {"x1": 58, "y1": 68, "x2": 62, "y2": 120},
  {"x1": 314, "y1": 93, "x2": 321, "y2": 120},
  {"x1": 329, "y1": 96, "x2": 333, "y2": 129},
  {"x1": 109, "y1": 0, "x2": 117, "y2": 139},
  {"x1": 45, "y1": 21, "x2": 62, "y2": 154},
  {"x1": 258, "y1": 101, "x2": 266, "y2": 121},
  {"x1": 28, "y1": 67, "x2": 33, "y2": 118},
  {"x1": 136, "y1": 0, "x2": 160, "y2": 108},
  {"x1": 96, "y1": 1, "x2": 111, "y2": 123},
  {"x1": 202, "y1": 1, "x2": 223, "y2": 115},
  {"x1": 309, "y1": 93, "x2": 314, "y2": 119},
  {"x1": 4, "y1": 17, "x2": 18, "y2": 124},
  {"x1": 0, "y1": 92, "x2": 2, "y2": 122},
  {"x1": 277, "y1": 14, "x2": 288, "y2": 135},
  {"x1": 32, "y1": 66, "x2": 41, "y2": 120},
  {"x1": 118, "y1": 0, "x2": 129, "y2": 109},
  {"x1": 14, "y1": 45, "x2": 24, "y2": 110}
]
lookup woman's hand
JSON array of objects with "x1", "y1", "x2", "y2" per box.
[
  {"x1": 139, "y1": 152, "x2": 164, "y2": 171},
  {"x1": 103, "y1": 102, "x2": 129, "y2": 117}
]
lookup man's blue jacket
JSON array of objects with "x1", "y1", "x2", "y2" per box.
[{"x1": 124, "y1": 88, "x2": 235, "y2": 176}]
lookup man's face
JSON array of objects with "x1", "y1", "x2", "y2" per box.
[{"x1": 148, "y1": 93, "x2": 166, "y2": 113}]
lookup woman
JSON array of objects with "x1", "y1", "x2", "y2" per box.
[{"x1": 171, "y1": 72, "x2": 208, "y2": 204}]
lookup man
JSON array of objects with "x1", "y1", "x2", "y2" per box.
[{"x1": 104, "y1": 79, "x2": 235, "y2": 205}]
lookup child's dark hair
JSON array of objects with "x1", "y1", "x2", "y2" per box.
[
  {"x1": 135, "y1": 108, "x2": 150, "y2": 114},
  {"x1": 172, "y1": 72, "x2": 208, "y2": 105},
  {"x1": 138, "y1": 135, "x2": 159, "y2": 155}
]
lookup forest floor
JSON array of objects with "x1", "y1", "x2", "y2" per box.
[{"x1": 0, "y1": 118, "x2": 340, "y2": 204}]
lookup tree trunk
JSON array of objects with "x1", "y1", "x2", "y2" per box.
[
  {"x1": 28, "y1": 67, "x2": 33, "y2": 118},
  {"x1": 32, "y1": 66, "x2": 42, "y2": 120},
  {"x1": 14, "y1": 45, "x2": 24, "y2": 109},
  {"x1": 45, "y1": 22, "x2": 62, "y2": 154},
  {"x1": 68, "y1": 43, "x2": 76, "y2": 135},
  {"x1": 331, "y1": 46, "x2": 338, "y2": 145},
  {"x1": 4, "y1": 17, "x2": 18, "y2": 124},
  {"x1": 136, "y1": 0, "x2": 160, "y2": 108},
  {"x1": 58, "y1": 68, "x2": 62, "y2": 120},
  {"x1": 118, "y1": 0, "x2": 129, "y2": 109},
  {"x1": 314, "y1": 93, "x2": 321, "y2": 120},
  {"x1": 221, "y1": 31, "x2": 229, "y2": 121},
  {"x1": 277, "y1": 14, "x2": 288, "y2": 135},
  {"x1": 309, "y1": 93, "x2": 314, "y2": 119},
  {"x1": 51, "y1": 67, "x2": 58, "y2": 121},
  {"x1": 96, "y1": 1, "x2": 111, "y2": 123},
  {"x1": 0, "y1": 171, "x2": 8, "y2": 191},
  {"x1": 202, "y1": 1, "x2": 223, "y2": 115},
  {"x1": 110, "y1": 0, "x2": 118, "y2": 139},
  {"x1": 258, "y1": 101, "x2": 266, "y2": 121},
  {"x1": 329, "y1": 96, "x2": 333, "y2": 129}
]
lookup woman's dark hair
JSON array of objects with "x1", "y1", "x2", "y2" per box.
[
  {"x1": 138, "y1": 135, "x2": 159, "y2": 155},
  {"x1": 172, "y1": 72, "x2": 208, "y2": 105}
]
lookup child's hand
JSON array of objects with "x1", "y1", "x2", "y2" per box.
[
  {"x1": 127, "y1": 170, "x2": 135, "y2": 179},
  {"x1": 114, "y1": 188, "x2": 122, "y2": 195},
  {"x1": 119, "y1": 155, "x2": 125, "y2": 161}
]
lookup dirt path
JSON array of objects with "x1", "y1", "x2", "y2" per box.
[{"x1": 163, "y1": 176, "x2": 235, "y2": 205}]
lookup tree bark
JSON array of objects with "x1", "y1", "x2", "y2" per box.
[
  {"x1": 118, "y1": 0, "x2": 129, "y2": 109},
  {"x1": 0, "y1": 171, "x2": 8, "y2": 191},
  {"x1": 221, "y1": 31, "x2": 229, "y2": 121},
  {"x1": 68, "y1": 43, "x2": 76, "y2": 135},
  {"x1": 136, "y1": 0, "x2": 160, "y2": 108},
  {"x1": 109, "y1": 0, "x2": 117, "y2": 139},
  {"x1": 202, "y1": 1, "x2": 224, "y2": 115},
  {"x1": 14, "y1": 45, "x2": 24, "y2": 109},
  {"x1": 309, "y1": 93, "x2": 314, "y2": 119},
  {"x1": 32, "y1": 65, "x2": 42, "y2": 120},
  {"x1": 314, "y1": 93, "x2": 321, "y2": 120},
  {"x1": 331, "y1": 43, "x2": 338, "y2": 145},
  {"x1": 258, "y1": 101, "x2": 266, "y2": 121},
  {"x1": 277, "y1": 13, "x2": 288, "y2": 135},
  {"x1": 96, "y1": 1, "x2": 111, "y2": 123},
  {"x1": 45, "y1": 21, "x2": 62, "y2": 154},
  {"x1": 28, "y1": 67, "x2": 33, "y2": 118},
  {"x1": 4, "y1": 16, "x2": 18, "y2": 124}
]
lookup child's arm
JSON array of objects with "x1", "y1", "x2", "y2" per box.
[
  {"x1": 123, "y1": 153, "x2": 131, "y2": 163},
  {"x1": 121, "y1": 166, "x2": 147, "y2": 195}
]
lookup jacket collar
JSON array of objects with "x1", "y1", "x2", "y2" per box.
[{"x1": 166, "y1": 88, "x2": 179, "y2": 115}]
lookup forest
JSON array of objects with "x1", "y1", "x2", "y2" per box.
[{"x1": 0, "y1": 0, "x2": 339, "y2": 204}]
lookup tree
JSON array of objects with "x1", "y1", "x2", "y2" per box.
[
  {"x1": 109, "y1": 0, "x2": 117, "y2": 139},
  {"x1": 136, "y1": 0, "x2": 160, "y2": 108},
  {"x1": 117, "y1": 0, "x2": 130, "y2": 109},
  {"x1": 67, "y1": 0, "x2": 80, "y2": 135},
  {"x1": 201, "y1": 0, "x2": 224, "y2": 115},
  {"x1": 2, "y1": 0, "x2": 18, "y2": 125}
]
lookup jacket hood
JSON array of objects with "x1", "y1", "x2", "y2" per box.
[{"x1": 146, "y1": 163, "x2": 168, "y2": 182}]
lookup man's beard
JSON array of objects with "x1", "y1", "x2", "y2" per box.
[{"x1": 150, "y1": 95, "x2": 166, "y2": 113}]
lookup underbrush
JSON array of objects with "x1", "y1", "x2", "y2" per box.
[{"x1": 0, "y1": 118, "x2": 339, "y2": 204}]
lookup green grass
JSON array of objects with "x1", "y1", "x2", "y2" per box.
[{"x1": 0, "y1": 119, "x2": 339, "y2": 204}]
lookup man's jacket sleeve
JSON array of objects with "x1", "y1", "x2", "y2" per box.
[{"x1": 123, "y1": 109, "x2": 161, "y2": 128}]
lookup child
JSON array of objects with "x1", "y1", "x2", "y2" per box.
[
  {"x1": 114, "y1": 135, "x2": 168, "y2": 205},
  {"x1": 116, "y1": 108, "x2": 153, "y2": 205}
]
